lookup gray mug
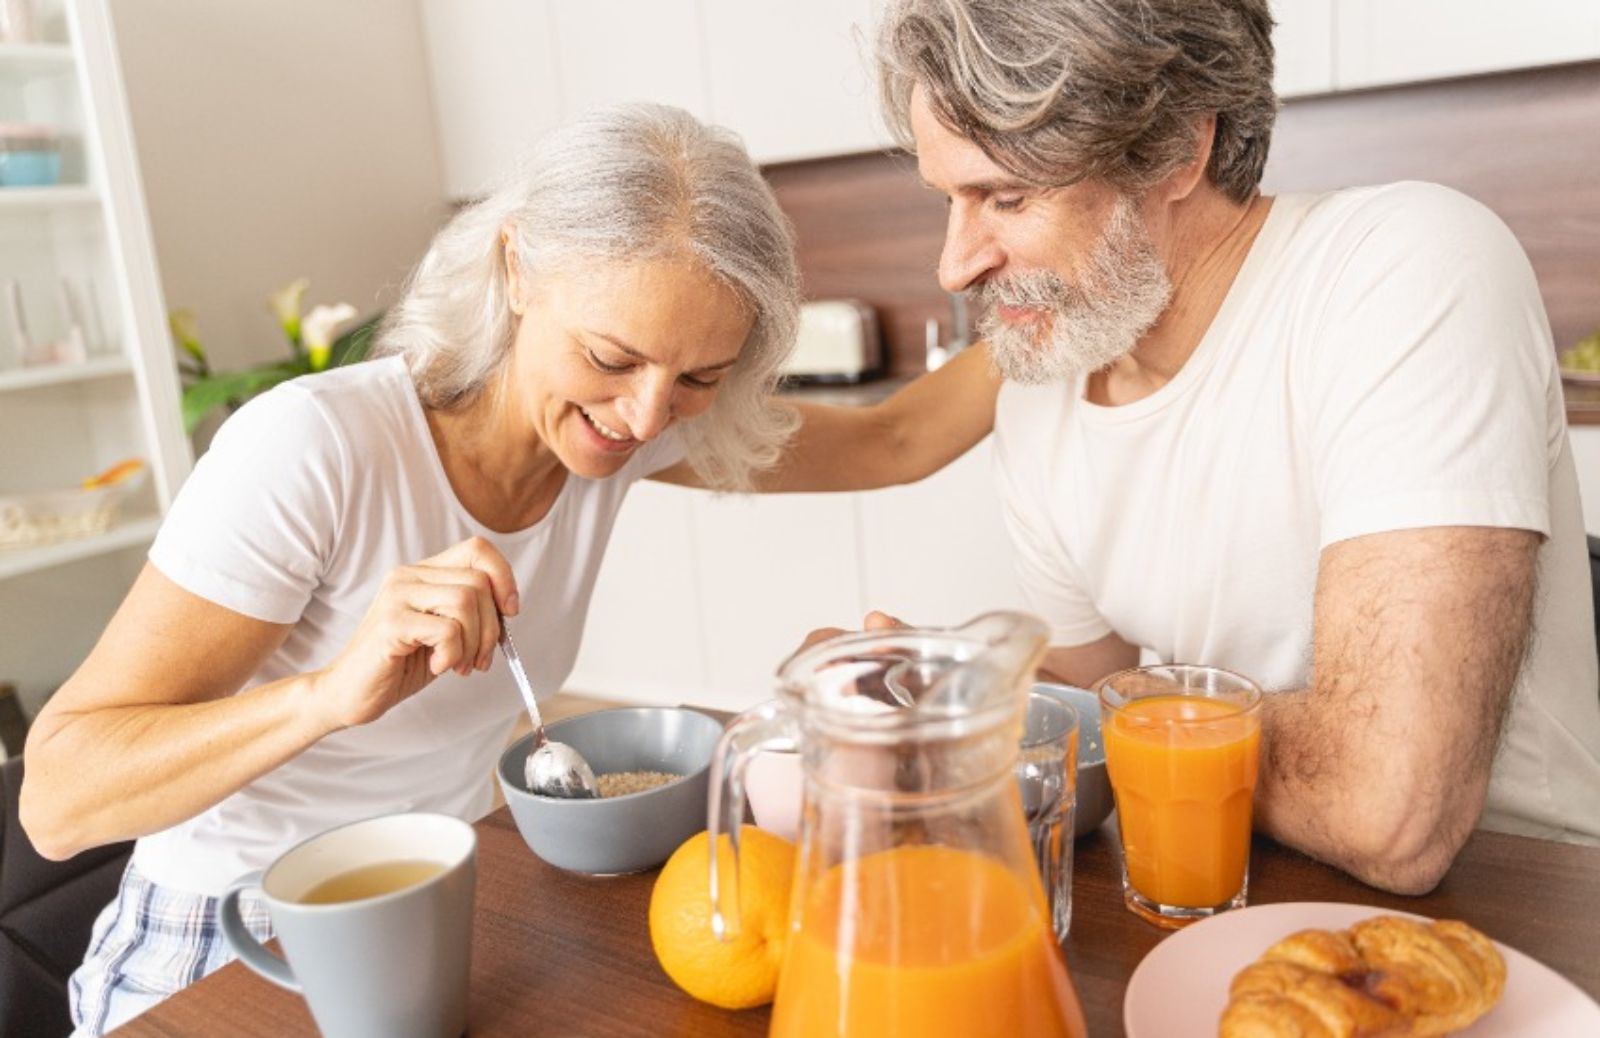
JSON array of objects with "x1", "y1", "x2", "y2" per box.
[{"x1": 217, "y1": 812, "x2": 476, "y2": 1038}]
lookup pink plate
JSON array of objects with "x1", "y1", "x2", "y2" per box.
[{"x1": 1124, "y1": 901, "x2": 1600, "y2": 1037}]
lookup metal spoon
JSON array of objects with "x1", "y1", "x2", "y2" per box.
[{"x1": 498, "y1": 621, "x2": 600, "y2": 799}]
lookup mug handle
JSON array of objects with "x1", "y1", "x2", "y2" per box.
[
  {"x1": 217, "y1": 870, "x2": 300, "y2": 992},
  {"x1": 705, "y1": 700, "x2": 797, "y2": 942}
]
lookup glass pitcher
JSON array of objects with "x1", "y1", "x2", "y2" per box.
[{"x1": 707, "y1": 612, "x2": 1088, "y2": 1038}]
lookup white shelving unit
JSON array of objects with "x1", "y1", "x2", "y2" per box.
[
  {"x1": 0, "y1": 0, "x2": 189, "y2": 725},
  {"x1": 0, "y1": 184, "x2": 97, "y2": 208}
]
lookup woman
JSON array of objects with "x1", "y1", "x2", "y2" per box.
[{"x1": 20, "y1": 103, "x2": 997, "y2": 1035}]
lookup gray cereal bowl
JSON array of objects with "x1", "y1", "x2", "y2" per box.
[
  {"x1": 1032, "y1": 682, "x2": 1113, "y2": 838},
  {"x1": 495, "y1": 706, "x2": 724, "y2": 875}
]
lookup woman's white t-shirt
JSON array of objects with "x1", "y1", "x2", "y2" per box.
[
  {"x1": 994, "y1": 182, "x2": 1600, "y2": 843},
  {"x1": 133, "y1": 356, "x2": 684, "y2": 894}
]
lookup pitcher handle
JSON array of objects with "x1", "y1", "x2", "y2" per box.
[
  {"x1": 217, "y1": 871, "x2": 299, "y2": 992},
  {"x1": 706, "y1": 699, "x2": 797, "y2": 941}
]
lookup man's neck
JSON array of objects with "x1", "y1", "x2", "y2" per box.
[{"x1": 1087, "y1": 187, "x2": 1273, "y2": 407}]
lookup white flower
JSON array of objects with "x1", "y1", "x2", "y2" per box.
[
  {"x1": 302, "y1": 302, "x2": 357, "y2": 371},
  {"x1": 268, "y1": 278, "x2": 310, "y2": 339}
]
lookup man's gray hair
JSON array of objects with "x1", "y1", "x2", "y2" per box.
[
  {"x1": 877, "y1": 0, "x2": 1278, "y2": 203},
  {"x1": 373, "y1": 103, "x2": 801, "y2": 491}
]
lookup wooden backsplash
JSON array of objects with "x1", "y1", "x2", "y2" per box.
[{"x1": 764, "y1": 60, "x2": 1600, "y2": 377}]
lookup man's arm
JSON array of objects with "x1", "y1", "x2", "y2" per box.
[
  {"x1": 651, "y1": 343, "x2": 1000, "y2": 492},
  {"x1": 1038, "y1": 632, "x2": 1140, "y2": 690},
  {"x1": 1253, "y1": 525, "x2": 1539, "y2": 895}
]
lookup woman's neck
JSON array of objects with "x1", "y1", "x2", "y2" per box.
[{"x1": 424, "y1": 380, "x2": 567, "y2": 534}]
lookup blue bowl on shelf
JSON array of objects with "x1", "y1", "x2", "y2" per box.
[
  {"x1": 0, "y1": 123, "x2": 63, "y2": 187},
  {"x1": 0, "y1": 150, "x2": 61, "y2": 187}
]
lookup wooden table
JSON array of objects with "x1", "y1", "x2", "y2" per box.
[{"x1": 115, "y1": 810, "x2": 1600, "y2": 1038}]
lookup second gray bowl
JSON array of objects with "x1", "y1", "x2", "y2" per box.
[
  {"x1": 496, "y1": 706, "x2": 723, "y2": 874},
  {"x1": 1032, "y1": 682, "x2": 1113, "y2": 837}
]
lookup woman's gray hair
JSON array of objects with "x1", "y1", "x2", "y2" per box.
[
  {"x1": 877, "y1": 0, "x2": 1277, "y2": 203},
  {"x1": 373, "y1": 103, "x2": 801, "y2": 490}
]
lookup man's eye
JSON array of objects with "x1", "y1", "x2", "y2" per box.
[
  {"x1": 992, "y1": 195, "x2": 1025, "y2": 212},
  {"x1": 679, "y1": 373, "x2": 720, "y2": 389}
]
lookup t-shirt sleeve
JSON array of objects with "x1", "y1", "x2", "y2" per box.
[
  {"x1": 1303, "y1": 184, "x2": 1555, "y2": 548},
  {"x1": 992, "y1": 406, "x2": 1113, "y2": 648},
  {"x1": 149, "y1": 383, "x2": 344, "y2": 623}
]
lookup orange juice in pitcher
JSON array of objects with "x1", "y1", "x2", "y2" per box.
[
  {"x1": 773, "y1": 845, "x2": 1081, "y2": 1038},
  {"x1": 706, "y1": 612, "x2": 1088, "y2": 1038}
]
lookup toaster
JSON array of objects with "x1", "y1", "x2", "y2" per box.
[{"x1": 779, "y1": 299, "x2": 883, "y2": 384}]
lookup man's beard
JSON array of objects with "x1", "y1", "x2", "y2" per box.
[{"x1": 975, "y1": 195, "x2": 1172, "y2": 385}]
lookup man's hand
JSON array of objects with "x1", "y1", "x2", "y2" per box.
[{"x1": 791, "y1": 611, "x2": 909, "y2": 658}]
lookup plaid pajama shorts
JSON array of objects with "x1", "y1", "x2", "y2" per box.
[{"x1": 68, "y1": 861, "x2": 273, "y2": 1037}]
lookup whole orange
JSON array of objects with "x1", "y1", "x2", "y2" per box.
[{"x1": 648, "y1": 826, "x2": 796, "y2": 1009}]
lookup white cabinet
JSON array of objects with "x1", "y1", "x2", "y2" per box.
[
  {"x1": 688, "y1": 490, "x2": 864, "y2": 706},
  {"x1": 563, "y1": 481, "x2": 707, "y2": 703},
  {"x1": 550, "y1": 0, "x2": 708, "y2": 125},
  {"x1": 0, "y1": 0, "x2": 190, "y2": 720},
  {"x1": 858, "y1": 439, "x2": 1028, "y2": 625},
  {"x1": 418, "y1": 0, "x2": 564, "y2": 201},
  {"x1": 1272, "y1": 0, "x2": 1335, "y2": 98},
  {"x1": 564, "y1": 438, "x2": 1026, "y2": 713},
  {"x1": 701, "y1": 0, "x2": 889, "y2": 163},
  {"x1": 1334, "y1": 0, "x2": 1600, "y2": 90},
  {"x1": 419, "y1": 0, "x2": 892, "y2": 199},
  {"x1": 420, "y1": 0, "x2": 1600, "y2": 198}
]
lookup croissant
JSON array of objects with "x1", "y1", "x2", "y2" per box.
[{"x1": 1218, "y1": 915, "x2": 1506, "y2": 1038}]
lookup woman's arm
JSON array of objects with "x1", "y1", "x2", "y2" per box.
[
  {"x1": 654, "y1": 342, "x2": 1000, "y2": 493},
  {"x1": 20, "y1": 538, "x2": 516, "y2": 860}
]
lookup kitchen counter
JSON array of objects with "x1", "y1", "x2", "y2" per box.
[
  {"x1": 1563, "y1": 380, "x2": 1600, "y2": 425},
  {"x1": 776, "y1": 375, "x2": 913, "y2": 408}
]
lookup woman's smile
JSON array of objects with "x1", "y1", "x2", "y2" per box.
[{"x1": 575, "y1": 405, "x2": 639, "y2": 452}]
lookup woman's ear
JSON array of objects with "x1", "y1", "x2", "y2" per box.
[{"x1": 501, "y1": 225, "x2": 529, "y2": 315}]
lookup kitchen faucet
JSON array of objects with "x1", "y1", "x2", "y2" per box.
[{"x1": 923, "y1": 290, "x2": 971, "y2": 371}]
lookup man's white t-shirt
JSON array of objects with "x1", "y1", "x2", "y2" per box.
[
  {"x1": 995, "y1": 182, "x2": 1600, "y2": 843},
  {"x1": 133, "y1": 356, "x2": 684, "y2": 894}
]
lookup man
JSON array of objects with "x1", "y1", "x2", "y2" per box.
[{"x1": 874, "y1": 0, "x2": 1600, "y2": 894}]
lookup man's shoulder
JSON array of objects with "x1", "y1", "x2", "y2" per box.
[{"x1": 1293, "y1": 181, "x2": 1517, "y2": 258}]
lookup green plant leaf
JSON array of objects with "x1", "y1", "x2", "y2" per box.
[
  {"x1": 329, "y1": 311, "x2": 382, "y2": 368},
  {"x1": 181, "y1": 360, "x2": 307, "y2": 434}
]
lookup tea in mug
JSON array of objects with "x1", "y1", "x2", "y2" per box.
[{"x1": 298, "y1": 860, "x2": 446, "y2": 905}]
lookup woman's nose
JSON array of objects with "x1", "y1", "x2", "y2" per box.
[
  {"x1": 938, "y1": 203, "x2": 1003, "y2": 293},
  {"x1": 615, "y1": 374, "x2": 675, "y2": 441}
]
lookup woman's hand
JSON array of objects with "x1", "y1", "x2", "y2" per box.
[{"x1": 312, "y1": 537, "x2": 520, "y2": 730}]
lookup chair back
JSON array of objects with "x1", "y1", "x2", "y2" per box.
[
  {"x1": 1590, "y1": 536, "x2": 1600, "y2": 698},
  {"x1": 0, "y1": 756, "x2": 132, "y2": 1038}
]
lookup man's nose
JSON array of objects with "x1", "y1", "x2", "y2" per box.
[
  {"x1": 614, "y1": 373, "x2": 675, "y2": 442},
  {"x1": 937, "y1": 203, "x2": 1003, "y2": 293}
]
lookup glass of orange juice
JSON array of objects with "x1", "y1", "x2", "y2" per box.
[{"x1": 1096, "y1": 665, "x2": 1262, "y2": 929}]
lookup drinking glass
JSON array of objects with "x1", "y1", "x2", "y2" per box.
[
  {"x1": 1097, "y1": 664, "x2": 1262, "y2": 929},
  {"x1": 1016, "y1": 690, "x2": 1078, "y2": 938}
]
